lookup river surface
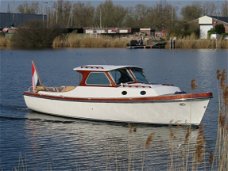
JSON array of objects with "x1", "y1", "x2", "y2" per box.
[{"x1": 0, "y1": 48, "x2": 227, "y2": 170}]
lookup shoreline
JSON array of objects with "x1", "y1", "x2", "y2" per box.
[{"x1": 1, "y1": 34, "x2": 228, "y2": 49}]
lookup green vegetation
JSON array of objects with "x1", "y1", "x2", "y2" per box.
[{"x1": 208, "y1": 24, "x2": 226, "y2": 38}]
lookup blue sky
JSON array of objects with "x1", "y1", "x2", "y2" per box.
[{"x1": 0, "y1": 0, "x2": 225, "y2": 13}]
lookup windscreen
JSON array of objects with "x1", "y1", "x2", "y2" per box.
[
  {"x1": 110, "y1": 69, "x2": 133, "y2": 85},
  {"x1": 131, "y1": 68, "x2": 149, "y2": 83}
]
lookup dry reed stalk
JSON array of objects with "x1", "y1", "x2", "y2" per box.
[
  {"x1": 145, "y1": 133, "x2": 155, "y2": 149},
  {"x1": 219, "y1": 112, "x2": 226, "y2": 128},
  {"x1": 168, "y1": 127, "x2": 176, "y2": 171},
  {"x1": 218, "y1": 128, "x2": 228, "y2": 171},
  {"x1": 183, "y1": 127, "x2": 192, "y2": 171},
  {"x1": 191, "y1": 79, "x2": 197, "y2": 90},
  {"x1": 15, "y1": 153, "x2": 28, "y2": 171},
  {"x1": 217, "y1": 69, "x2": 222, "y2": 80},
  {"x1": 209, "y1": 151, "x2": 214, "y2": 167},
  {"x1": 195, "y1": 126, "x2": 205, "y2": 164},
  {"x1": 213, "y1": 70, "x2": 228, "y2": 170},
  {"x1": 220, "y1": 70, "x2": 226, "y2": 89},
  {"x1": 66, "y1": 34, "x2": 77, "y2": 47},
  {"x1": 169, "y1": 127, "x2": 176, "y2": 140},
  {"x1": 128, "y1": 123, "x2": 133, "y2": 133},
  {"x1": 221, "y1": 40, "x2": 228, "y2": 49},
  {"x1": 52, "y1": 35, "x2": 67, "y2": 48},
  {"x1": 184, "y1": 127, "x2": 191, "y2": 144},
  {"x1": 174, "y1": 38, "x2": 228, "y2": 49},
  {"x1": 223, "y1": 86, "x2": 228, "y2": 106},
  {"x1": 0, "y1": 36, "x2": 10, "y2": 47},
  {"x1": 128, "y1": 123, "x2": 136, "y2": 133},
  {"x1": 53, "y1": 33, "x2": 130, "y2": 48},
  {"x1": 141, "y1": 132, "x2": 155, "y2": 171}
]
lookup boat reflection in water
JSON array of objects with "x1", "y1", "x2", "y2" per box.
[{"x1": 24, "y1": 111, "x2": 200, "y2": 170}]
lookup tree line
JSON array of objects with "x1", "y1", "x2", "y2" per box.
[{"x1": 17, "y1": 0, "x2": 228, "y2": 37}]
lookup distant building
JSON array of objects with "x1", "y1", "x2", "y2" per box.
[
  {"x1": 198, "y1": 15, "x2": 228, "y2": 39},
  {"x1": 140, "y1": 28, "x2": 151, "y2": 36},
  {"x1": 84, "y1": 28, "x2": 131, "y2": 35},
  {"x1": 0, "y1": 12, "x2": 47, "y2": 28}
]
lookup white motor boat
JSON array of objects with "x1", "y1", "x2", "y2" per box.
[{"x1": 24, "y1": 63, "x2": 212, "y2": 126}]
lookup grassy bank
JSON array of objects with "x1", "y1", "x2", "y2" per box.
[{"x1": 52, "y1": 33, "x2": 131, "y2": 48}]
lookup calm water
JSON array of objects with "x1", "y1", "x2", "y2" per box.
[{"x1": 0, "y1": 48, "x2": 227, "y2": 170}]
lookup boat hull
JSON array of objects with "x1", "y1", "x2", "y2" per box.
[{"x1": 23, "y1": 92, "x2": 211, "y2": 125}]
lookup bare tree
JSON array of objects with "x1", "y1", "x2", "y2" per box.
[
  {"x1": 202, "y1": 2, "x2": 217, "y2": 16},
  {"x1": 181, "y1": 3, "x2": 203, "y2": 21},
  {"x1": 94, "y1": 0, "x2": 127, "y2": 27},
  {"x1": 147, "y1": 1, "x2": 176, "y2": 32},
  {"x1": 122, "y1": 5, "x2": 150, "y2": 28},
  {"x1": 17, "y1": 2, "x2": 39, "y2": 14},
  {"x1": 221, "y1": 0, "x2": 228, "y2": 16},
  {"x1": 71, "y1": 2, "x2": 94, "y2": 27}
]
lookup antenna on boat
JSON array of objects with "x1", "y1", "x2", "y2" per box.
[{"x1": 32, "y1": 60, "x2": 43, "y2": 92}]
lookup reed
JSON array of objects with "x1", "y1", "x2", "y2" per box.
[
  {"x1": 212, "y1": 68, "x2": 228, "y2": 171},
  {"x1": 14, "y1": 154, "x2": 28, "y2": 171},
  {"x1": 168, "y1": 127, "x2": 175, "y2": 170},
  {"x1": 220, "y1": 39, "x2": 228, "y2": 49},
  {"x1": 183, "y1": 127, "x2": 191, "y2": 170},
  {"x1": 145, "y1": 133, "x2": 154, "y2": 149},
  {"x1": 52, "y1": 33, "x2": 130, "y2": 48},
  {"x1": 172, "y1": 34, "x2": 228, "y2": 49},
  {"x1": 194, "y1": 126, "x2": 205, "y2": 166},
  {"x1": 141, "y1": 132, "x2": 155, "y2": 171},
  {"x1": 224, "y1": 86, "x2": 228, "y2": 106},
  {"x1": 0, "y1": 35, "x2": 10, "y2": 48},
  {"x1": 175, "y1": 39, "x2": 213, "y2": 49},
  {"x1": 128, "y1": 123, "x2": 137, "y2": 133},
  {"x1": 166, "y1": 70, "x2": 228, "y2": 171},
  {"x1": 191, "y1": 79, "x2": 197, "y2": 90}
]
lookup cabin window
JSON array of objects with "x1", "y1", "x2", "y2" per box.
[
  {"x1": 131, "y1": 68, "x2": 149, "y2": 84},
  {"x1": 86, "y1": 72, "x2": 110, "y2": 85},
  {"x1": 110, "y1": 69, "x2": 133, "y2": 85}
]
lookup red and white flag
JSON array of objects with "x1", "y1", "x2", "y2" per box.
[{"x1": 32, "y1": 61, "x2": 41, "y2": 92}]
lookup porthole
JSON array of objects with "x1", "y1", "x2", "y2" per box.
[
  {"x1": 122, "y1": 91, "x2": 127, "y2": 95},
  {"x1": 140, "y1": 91, "x2": 146, "y2": 95},
  {"x1": 179, "y1": 103, "x2": 186, "y2": 106}
]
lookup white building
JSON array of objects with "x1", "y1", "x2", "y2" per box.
[{"x1": 198, "y1": 15, "x2": 228, "y2": 39}]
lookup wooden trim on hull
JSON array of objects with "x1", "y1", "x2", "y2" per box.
[{"x1": 23, "y1": 92, "x2": 213, "y2": 103}]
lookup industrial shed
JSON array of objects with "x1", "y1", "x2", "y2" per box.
[
  {"x1": 198, "y1": 15, "x2": 228, "y2": 39},
  {"x1": 0, "y1": 12, "x2": 47, "y2": 28}
]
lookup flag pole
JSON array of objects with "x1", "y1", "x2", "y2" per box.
[{"x1": 32, "y1": 60, "x2": 43, "y2": 92}]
